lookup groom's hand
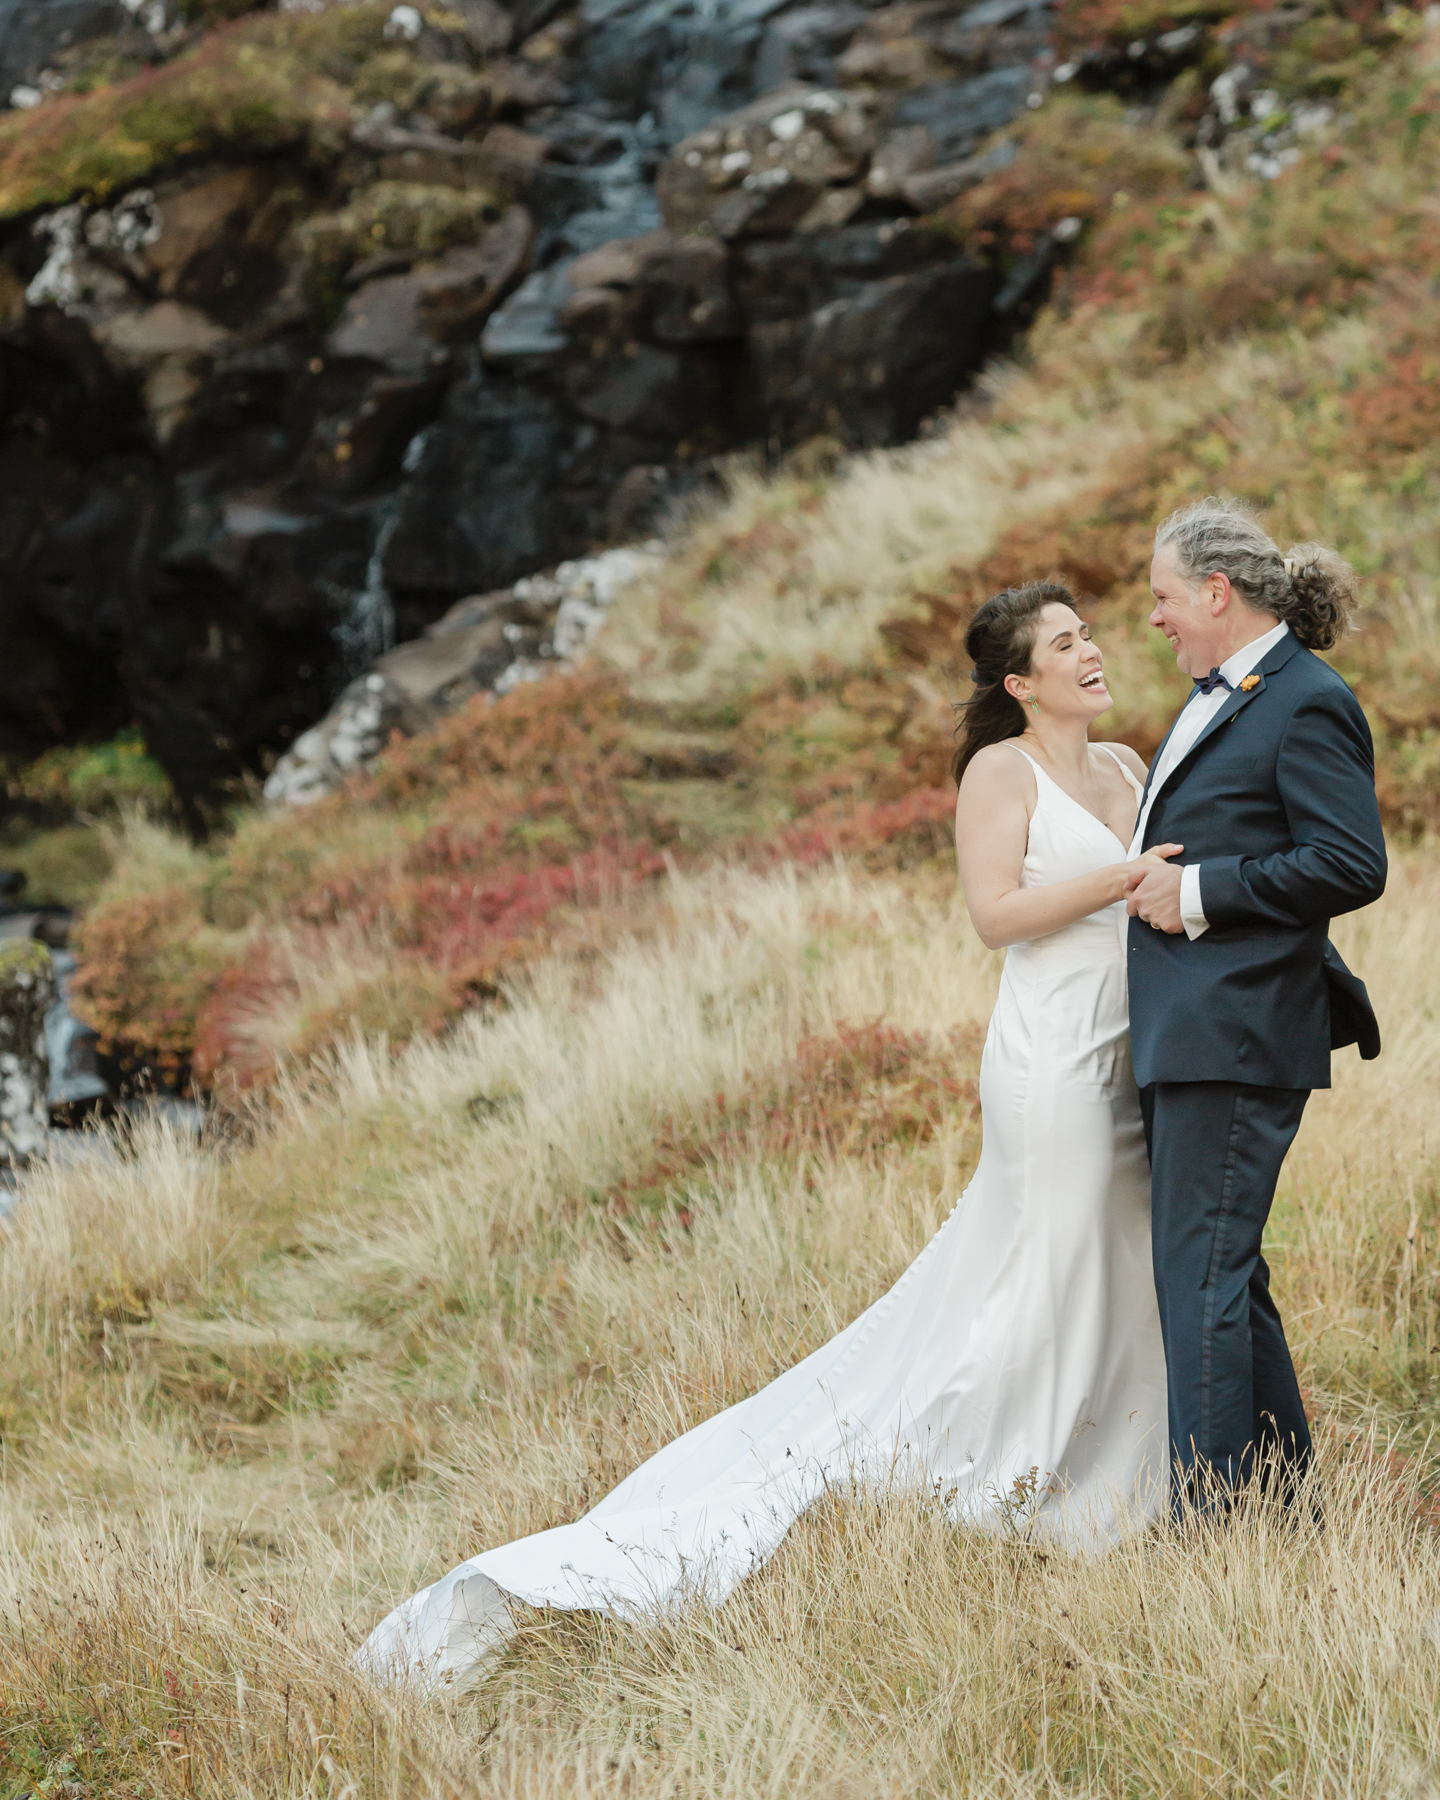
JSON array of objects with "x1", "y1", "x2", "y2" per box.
[{"x1": 1126, "y1": 859, "x2": 1185, "y2": 933}]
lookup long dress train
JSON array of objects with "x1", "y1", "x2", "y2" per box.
[{"x1": 356, "y1": 743, "x2": 1169, "y2": 1689}]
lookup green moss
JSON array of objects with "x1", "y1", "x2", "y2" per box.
[
  {"x1": 0, "y1": 825, "x2": 114, "y2": 909},
  {"x1": 1273, "y1": 16, "x2": 1365, "y2": 96},
  {"x1": 297, "y1": 179, "x2": 505, "y2": 276},
  {"x1": 0, "y1": 731, "x2": 171, "y2": 907},
  {"x1": 348, "y1": 45, "x2": 432, "y2": 110},
  {"x1": 8, "y1": 728, "x2": 172, "y2": 816},
  {"x1": 0, "y1": 5, "x2": 397, "y2": 217},
  {"x1": 934, "y1": 93, "x2": 1192, "y2": 253},
  {"x1": 0, "y1": 937, "x2": 51, "y2": 981}
]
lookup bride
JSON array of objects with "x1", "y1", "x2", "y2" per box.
[{"x1": 357, "y1": 580, "x2": 1180, "y2": 1690}]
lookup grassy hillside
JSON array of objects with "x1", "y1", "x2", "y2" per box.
[
  {"x1": 2, "y1": 856, "x2": 1438, "y2": 1795},
  {"x1": 5, "y1": 7, "x2": 1440, "y2": 1795},
  {"x1": 59, "y1": 4, "x2": 1440, "y2": 1089}
]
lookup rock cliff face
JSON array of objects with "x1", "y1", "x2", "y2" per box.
[{"x1": 0, "y1": 0, "x2": 1059, "y2": 819}]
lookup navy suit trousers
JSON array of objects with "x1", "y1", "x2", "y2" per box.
[{"x1": 1139, "y1": 1081, "x2": 1312, "y2": 1511}]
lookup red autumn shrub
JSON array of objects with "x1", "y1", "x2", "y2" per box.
[
  {"x1": 69, "y1": 884, "x2": 232, "y2": 1055},
  {"x1": 781, "y1": 788, "x2": 959, "y2": 869},
  {"x1": 68, "y1": 644, "x2": 995, "y2": 1091},
  {"x1": 362, "y1": 668, "x2": 641, "y2": 808},
  {"x1": 1345, "y1": 346, "x2": 1440, "y2": 459}
]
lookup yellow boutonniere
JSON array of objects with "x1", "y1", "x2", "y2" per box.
[{"x1": 1239, "y1": 674, "x2": 1261, "y2": 692}]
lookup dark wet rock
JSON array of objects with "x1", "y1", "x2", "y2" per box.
[
  {"x1": 997, "y1": 233, "x2": 1056, "y2": 309},
  {"x1": 478, "y1": 258, "x2": 575, "y2": 360},
  {"x1": 655, "y1": 85, "x2": 876, "y2": 237},
  {"x1": 328, "y1": 203, "x2": 534, "y2": 369},
  {"x1": 940, "y1": 0, "x2": 1054, "y2": 70},
  {"x1": 899, "y1": 134, "x2": 1016, "y2": 209},
  {"x1": 957, "y1": 0, "x2": 1052, "y2": 27},
  {"x1": 328, "y1": 273, "x2": 453, "y2": 372},
  {"x1": 731, "y1": 216, "x2": 949, "y2": 321},
  {"x1": 0, "y1": 0, "x2": 125, "y2": 99},
  {"x1": 755, "y1": 3, "x2": 871, "y2": 91},
  {"x1": 355, "y1": 119, "x2": 499, "y2": 188},
  {"x1": 565, "y1": 229, "x2": 742, "y2": 343},
  {"x1": 138, "y1": 164, "x2": 298, "y2": 330},
  {"x1": 866, "y1": 123, "x2": 937, "y2": 197},
  {"x1": 32, "y1": 909, "x2": 69, "y2": 949},
  {"x1": 302, "y1": 371, "x2": 449, "y2": 495},
  {"x1": 384, "y1": 373, "x2": 599, "y2": 600},
  {"x1": 751, "y1": 250, "x2": 1000, "y2": 442},
  {"x1": 0, "y1": 0, "x2": 1059, "y2": 815},
  {"x1": 889, "y1": 68, "x2": 1034, "y2": 160}
]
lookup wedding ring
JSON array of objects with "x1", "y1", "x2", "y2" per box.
[{"x1": 1149, "y1": 921, "x2": 1159, "y2": 930}]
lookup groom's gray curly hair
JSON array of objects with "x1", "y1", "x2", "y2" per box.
[{"x1": 1153, "y1": 495, "x2": 1358, "y2": 651}]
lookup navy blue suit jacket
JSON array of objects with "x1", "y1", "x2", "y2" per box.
[{"x1": 1128, "y1": 630, "x2": 1387, "y2": 1091}]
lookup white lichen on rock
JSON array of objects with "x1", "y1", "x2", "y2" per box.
[
  {"x1": 524, "y1": 544, "x2": 663, "y2": 662},
  {"x1": 26, "y1": 192, "x2": 161, "y2": 312},
  {"x1": 264, "y1": 543, "x2": 662, "y2": 804},
  {"x1": 262, "y1": 672, "x2": 408, "y2": 805}
]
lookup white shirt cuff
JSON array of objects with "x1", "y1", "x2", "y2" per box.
[{"x1": 1180, "y1": 864, "x2": 1209, "y2": 940}]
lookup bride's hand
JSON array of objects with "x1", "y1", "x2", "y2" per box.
[{"x1": 1122, "y1": 843, "x2": 1183, "y2": 893}]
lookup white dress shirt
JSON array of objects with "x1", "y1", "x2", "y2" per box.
[{"x1": 1128, "y1": 619, "x2": 1291, "y2": 940}]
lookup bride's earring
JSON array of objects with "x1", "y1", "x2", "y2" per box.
[{"x1": 1028, "y1": 696, "x2": 1040, "y2": 714}]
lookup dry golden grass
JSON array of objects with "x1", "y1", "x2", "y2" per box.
[
  {"x1": 2, "y1": 850, "x2": 1438, "y2": 1795},
  {"x1": 9, "y1": 13, "x2": 1440, "y2": 1789},
  {"x1": 598, "y1": 313, "x2": 1385, "y2": 714}
]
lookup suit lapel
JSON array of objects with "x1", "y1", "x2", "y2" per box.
[{"x1": 1149, "y1": 629, "x2": 1302, "y2": 810}]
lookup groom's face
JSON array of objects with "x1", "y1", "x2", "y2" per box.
[{"x1": 1148, "y1": 543, "x2": 1220, "y2": 677}]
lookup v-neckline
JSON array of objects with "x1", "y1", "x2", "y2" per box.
[{"x1": 1013, "y1": 745, "x2": 1136, "y2": 855}]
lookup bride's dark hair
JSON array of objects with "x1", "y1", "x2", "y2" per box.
[{"x1": 951, "y1": 581, "x2": 1078, "y2": 785}]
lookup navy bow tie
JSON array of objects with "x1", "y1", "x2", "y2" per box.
[{"x1": 1193, "y1": 667, "x2": 1233, "y2": 696}]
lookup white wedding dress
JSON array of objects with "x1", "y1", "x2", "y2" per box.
[{"x1": 357, "y1": 743, "x2": 1169, "y2": 1690}]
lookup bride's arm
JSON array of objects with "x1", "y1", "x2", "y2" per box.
[{"x1": 954, "y1": 744, "x2": 1180, "y2": 951}]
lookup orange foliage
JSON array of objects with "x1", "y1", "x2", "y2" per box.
[
  {"x1": 1344, "y1": 345, "x2": 1440, "y2": 458},
  {"x1": 76, "y1": 660, "x2": 980, "y2": 1090},
  {"x1": 360, "y1": 667, "x2": 642, "y2": 812},
  {"x1": 70, "y1": 884, "x2": 228, "y2": 1055}
]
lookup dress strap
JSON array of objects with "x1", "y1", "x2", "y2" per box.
[{"x1": 1094, "y1": 741, "x2": 1144, "y2": 801}]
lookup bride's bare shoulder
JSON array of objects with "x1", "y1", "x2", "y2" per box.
[
  {"x1": 959, "y1": 741, "x2": 1036, "y2": 801},
  {"x1": 1099, "y1": 741, "x2": 1148, "y2": 782}
]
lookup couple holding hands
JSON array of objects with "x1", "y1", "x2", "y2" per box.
[{"x1": 360, "y1": 496, "x2": 1386, "y2": 1691}]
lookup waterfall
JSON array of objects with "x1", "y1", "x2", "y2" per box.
[{"x1": 335, "y1": 498, "x2": 399, "y2": 673}]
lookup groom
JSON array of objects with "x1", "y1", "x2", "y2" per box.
[{"x1": 1124, "y1": 499, "x2": 1387, "y2": 1515}]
